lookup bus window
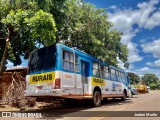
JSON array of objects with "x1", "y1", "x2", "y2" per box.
[
  {"x1": 110, "y1": 69, "x2": 116, "y2": 81},
  {"x1": 102, "y1": 66, "x2": 110, "y2": 79},
  {"x1": 100, "y1": 65, "x2": 104, "y2": 78},
  {"x1": 118, "y1": 72, "x2": 121, "y2": 81},
  {"x1": 121, "y1": 72, "x2": 125, "y2": 82},
  {"x1": 29, "y1": 45, "x2": 56, "y2": 72},
  {"x1": 63, "y1": 51, "x2": 74, "y2": 71},
  {"x1": 75, "y1": 55, "x2": 79, "y2": 72},
  {"x1": 116, "y1": 71, "x2": 121, "y2": 81},
  {"x1": 93, "y1": 62, "x2": 100, "y2": 77}
]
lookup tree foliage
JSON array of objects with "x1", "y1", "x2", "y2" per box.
[
  {"x1": 0, "y1": 0, "x2": 129, "y2": 78},
  {"x1": 141, "y1": 73, "x2": 160, "y2": 90},
  {"x1": 128, "y1": 73, "x2": 140, "y2": 84},
  {"x1": 59, "y1": 0, "x2": 128, "y2": 66},
  {"x1": 0, "y1": 0, "x2": 67, "y2": 68},
  {"x1": 0, "y1": 0, "x2": 57, "y2": 77},
  {"x1": 2, "y1": 9, "x2": 56, "y2": 57}
]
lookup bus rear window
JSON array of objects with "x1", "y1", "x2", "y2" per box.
[{"x1": 29, "y1": 45, "x2": 56, "y2": 73}]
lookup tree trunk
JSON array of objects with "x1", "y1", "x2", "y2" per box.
[
  {"x1": 0, "y1": 27, "x2": 11, "y2": 81},
  {"x1": 0, "y1": 39, "x2": 9, "y2": 81}
]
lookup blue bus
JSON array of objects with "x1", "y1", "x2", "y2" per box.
[{"x1": 25, "y1": 43, "x2": 131, "y2": 106}]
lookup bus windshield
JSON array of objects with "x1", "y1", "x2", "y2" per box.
[{"x1": 29, "y1": 45, "x2": 56, "y2": 73}]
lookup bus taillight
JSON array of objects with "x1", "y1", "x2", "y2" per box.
[{"x1": 54, "y1": 78, "x2": 61, "y2": 89}]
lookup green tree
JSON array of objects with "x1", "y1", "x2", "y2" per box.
[
  {"x1": 149, "y1": 83, "x2": 157, "y2": 90},
  {"x1": 157, "y1": 81, "x2": 160, "y2": 90},
  {"x1": 0, "y1": 0, "x2": 129, "y2": 79},
  {"x1": 0, "y1": 0, "x2": 39, "y2": 74},
  {"x1": 141, "y1": 73, "x2": 159, "y2": 89},
  {"x1": 59, "y1": 0, "x2": 128, "y2": 66},
  {"x1": 0, "y1": 1, "x2": 56, "y2": 79},
  {"x1": 128, "y1": 73, "x2": 140, "y2": 84},
  {"x1": 31, "y1": 0, "x2": 67, "y2": 42},
  {"x1": 0, "y1": 0, "x2": 66, "y2": 65}
]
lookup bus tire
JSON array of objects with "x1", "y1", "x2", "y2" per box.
[
  {"x1": 93, "y1": 91, "x2": 101, "y2": 107},
  {"x1": 121, "y1": 91, "x2": 126, "y2": 101},
  {"x1": 131, "y1": 92, "x2": 133, "y2": 98}
]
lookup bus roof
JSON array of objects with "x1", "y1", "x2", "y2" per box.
[
  {"x1": 57, "y1": 43, "x2": 108, "y2": 63},
  {"x1": 57, "y1": 43, "x2": 125, "y2": 72}
]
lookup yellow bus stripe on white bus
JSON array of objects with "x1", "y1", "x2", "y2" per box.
[
  {"x1": 29, "y1": 72, "x2": 55, "y2": 84},
  {"x1": 91, "y1": 77, "x2": 105, "y2": 86}
]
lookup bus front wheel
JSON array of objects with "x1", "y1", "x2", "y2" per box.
[{"x1": 93, "y1": 91, "x2": 101, "y2": 107}]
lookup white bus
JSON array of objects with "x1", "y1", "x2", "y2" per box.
[{"x1": 25, "y1": 43, "x2": 131, "y2": 106}]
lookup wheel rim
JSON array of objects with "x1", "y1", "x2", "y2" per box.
[
  {"x1": 95, "y1": 93, "x2": 99, "y2": 103},
  {"x1": 94, "y1": 92, "x2": 100, "y2": 104}
]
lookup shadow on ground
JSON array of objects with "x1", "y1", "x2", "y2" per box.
[{"x1": 23, "y1": 98, "x2": 133, "y2": 119}]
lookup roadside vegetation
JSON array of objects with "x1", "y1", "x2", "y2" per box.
[
  {"x1": 142, "y1": 73, "x2": 160, "y2": 90},
  {"x1": 0, "y1": 0, "x2": 128, "y2": 78},
  {"x1": 0, "y1": 0, "x2": 128, "y2": 110},
  {"x1": 129, "y1": 73, "x2": 160, "y2": 90},
  {"x1": 0, "y1": 0, "x2": 159, "y2": 110}
]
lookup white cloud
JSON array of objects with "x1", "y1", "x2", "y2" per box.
[
  {"x1": 127, "y1": 42, "x2": 143, "y2": 63},
  {"x1": 144, "y1": 11, "x2": 160, "y2": 30},
  {"x1": 137, "y1": 67, "x2": 150, "y2": 72},
  {"x1": 146, "y1": 59, "x2": 160, "y2": 67},
  {"x1": 137, "y1": 1, "x2": 148, "y2": 8},
  {"x1": 141, "y1": 38, "x2": 160, "y2": 58},
  {"x1": 117, "y1": 58, "x2": 134, "y2": 69},
  {"x1": 146, "y1": 62, "x2": 152, "y2": 66},
  {"x1": 108, "y1": 0, "x2": 160, "y2": 63},
  {"x1": 108, "y1": 0, "x2": 160, "y2": 36},
  {"x1": 135, "y1": 67, "x2": 160, "y2": 78},
  {"x1": 108, "y1": 5, "x2": 117, "y2": 10},
  {"x1": 121, "y1": 31, "x2": 137, "y2": 45},
  {"x1": 155, "y1": 60, "x2": 160, "y2": 66},
  {"x1": 135, "y1": 0, "x2": 160, "y2": 29}
]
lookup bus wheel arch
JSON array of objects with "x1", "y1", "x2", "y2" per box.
[{"x1": 93, "y1": 86, "x2": 102, "y2": 107}]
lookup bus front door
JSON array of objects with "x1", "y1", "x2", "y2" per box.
[{"x1": 81, "y1": 61, "x2": 89, "y2": 97}]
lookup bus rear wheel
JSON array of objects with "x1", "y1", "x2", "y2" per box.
[
  {"x1": 121, "y1": 91, "x2": 126, "y2": 101},
  {"x1": 93, "y1": 91, "x2": 101, "y2": 107}
]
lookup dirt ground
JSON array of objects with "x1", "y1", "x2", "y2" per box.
[{"x1": 0, "y1": 99, "x2": 64, "y2": 112}]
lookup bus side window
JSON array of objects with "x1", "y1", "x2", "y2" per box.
[
  {"x1": 63, "y1": 51, "x2": 74, "y2": 71},
  {"x1": 75, "y1": 54, "x2": 79, "y2": 72},
  {"x1": 123, "y1": 73, "x2": 126, "y2": 83},
  {"x1": 93, "y1": 62, "x2": 100, "y2": 77},
  {"x1": 127, "y1": 76, "x2": 130, "y2": 84},
  {"x1": 102, "y1": 66, "x2": 110, "y2": 79},
  {"x1": 121, "y1": 72, "x2": 125, "y2": 82},
  {"x1": 110, "y1": 69, "x2": 116, "y2": 81},
  {"x1": 119, "y1": 72, "x2": 122, "y2": 82},
  {"x1": 116, "y1": 71, "x2": 120, "y2": 81},
  {"x1": 108, "y1": 67, "x2": 111, "y2": 79},
  {"x1": 100, "y1": 65, "x2": 104, "y2": 78}
]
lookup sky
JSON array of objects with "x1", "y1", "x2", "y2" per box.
[
  {"x1": 7, "y1": 0, "x2": 160, "y2": 78},
  {"x1": 84, "y1": 0, "x2": 160, "y2": 77}
]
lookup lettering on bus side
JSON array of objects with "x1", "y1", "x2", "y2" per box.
[
  {"x1": 30, "y1": 72, "x2": 55, "y2": 84},
  {"x1": 32, "y1": 74, "x2": 52, "y2": 82},
  {"x1": 92, "y1": 77, "x2": 105, "y2": 86}
]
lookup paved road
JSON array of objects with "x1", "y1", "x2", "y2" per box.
[
  {"x1": 2, "y1": 90, "x2": 160, "y2": 120},
  {"x1": 55, "y1": 90, "x2": 160, "y2": 120}
]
